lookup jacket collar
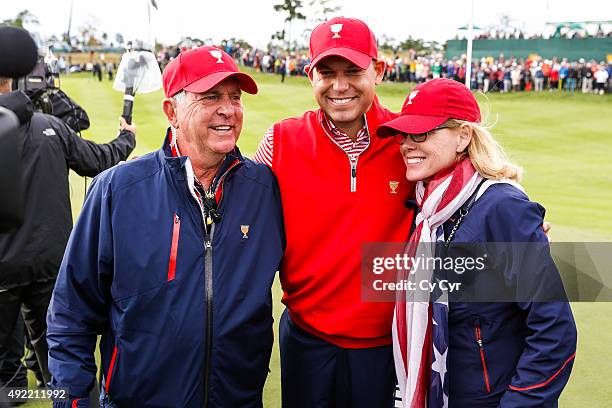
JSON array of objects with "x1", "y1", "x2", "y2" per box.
[{"x1": 0, "y1": 91, "x2": 34, "y2": 125}]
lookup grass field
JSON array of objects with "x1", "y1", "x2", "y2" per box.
[{"x1": 21, "y1": 70, "x2": 612, "y2": 407}]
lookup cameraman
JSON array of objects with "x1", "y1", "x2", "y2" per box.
[
  {"x1": 0, "y1": 81, "x2": 89, "y2": 387},
  {"x1": 0, "y1": 41, "x2": 136, "y2": 387}
]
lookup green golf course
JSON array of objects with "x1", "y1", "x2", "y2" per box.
[{"x1": 21, "y1": 70, "x2": 612, "y2": 407}]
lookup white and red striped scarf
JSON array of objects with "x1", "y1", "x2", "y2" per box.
[{"x1": 393, "y1": 159, "x2": 482, "y2": 408}]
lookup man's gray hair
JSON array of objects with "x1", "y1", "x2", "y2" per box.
[
  {"x1": 172, "y1": 90, "x2": 186, "y2": 105},
  {"x1": 169, "y1": 91, "x2": 186, "y2": 142}
]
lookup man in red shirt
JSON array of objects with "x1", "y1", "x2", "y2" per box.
[{"x1": 254, "y1": 17, "x2": 414, "y2": 407}]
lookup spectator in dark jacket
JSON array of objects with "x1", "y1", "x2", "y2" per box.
[
  {"x1": 1, "y1": 86, "x2": 92, "y2": 387},
  {"x1": 0, "y1": 79, "x2": 136, "y2": 387},
  {"x1": 580, "y1": 62, "x2": 593, "y2": 93},
  {"x1": 566, "y1": 64, "x2": 579, "y2": 92}
]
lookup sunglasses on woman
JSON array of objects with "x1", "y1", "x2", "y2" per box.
[{"x1": 393, "y1": 125, "x2": 451, "y2": 144}]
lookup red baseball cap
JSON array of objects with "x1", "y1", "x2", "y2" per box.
[
  {"x1": 377, "y1": 78, "x2": 481, "y2": 137},
  {"x1": 309, "y1": 17, "x2": 378, "y2": 71},
  {"x1": 162, "y1": 45, "x2": 257, "y2": 98}
]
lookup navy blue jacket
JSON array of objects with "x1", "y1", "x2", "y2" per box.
[
  {"x1": 443, "y1": 184, "x2": 577, "y2": 407},
  {"x1": 47, "y1": 135, "x2": 285, "y2": 407}
]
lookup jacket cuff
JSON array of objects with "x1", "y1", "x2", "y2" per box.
[
  {"x1": 53, "y1": 396, "x2": 90, "y2": 408},
  {"x1": 119, "y1": 128, "x2": 136, "y2": 142}
]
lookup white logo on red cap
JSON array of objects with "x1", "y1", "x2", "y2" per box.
[
  {"x1": 209, "y1": 50, "x2": 224, "y2": 64},
  {"x1": 406, "y1": 90, "x2": 419, "y2": 105},
  {"x1": 330, "y1": 24, "x2": 343, "y2": 38}
]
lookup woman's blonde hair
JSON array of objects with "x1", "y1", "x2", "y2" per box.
[{"x1": 445, "y1": 118, "x2": 523, "y2": 182}]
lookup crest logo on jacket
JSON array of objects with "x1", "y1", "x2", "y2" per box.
[
  {"x1": 389, "y1": 181, "x2": 399, "y2": 194},
  {"x1": 330, "y1": 24, "x2": 343, "y2": 39},
  {"x1": 240, "y1": 225, "x2": 250, "y2": 239},
  {"x1": 42, "y1": 128, "x2": 56, "y2": 136},
  {"x1": 209, "y1": 49, "x2": 224, "y2": 64}
]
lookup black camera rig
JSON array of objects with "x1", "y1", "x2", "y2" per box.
[{"x1": 13, "y1": 53, "x2": 60, "y2": 114}]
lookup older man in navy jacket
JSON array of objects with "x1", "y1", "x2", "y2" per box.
[{"x1": 46, "y1": 46, "x2": 285, "y2": 407}]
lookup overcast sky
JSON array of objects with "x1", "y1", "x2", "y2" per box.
[{"x1": 3, "y1": 0, "x2": 611, "y2": 48}]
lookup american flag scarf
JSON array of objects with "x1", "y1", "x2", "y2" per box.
[{"x1": 393, "y1": 159, "x2": 483, "y2": 408}]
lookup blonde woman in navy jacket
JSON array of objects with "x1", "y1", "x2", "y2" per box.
[{"x1": 377, "y1": 78, "x2": 576, "y2": 408}]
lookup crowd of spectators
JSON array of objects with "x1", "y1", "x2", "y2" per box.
[
  {"x1": 238, "y1": 49, "x2": 310, "y2": 80},
  {"x1": 152, "y1": 43, "x2": 612, "y2": 95},
  {"x1": 380, "y1": 55, "x2": 611, "y2": 94},
  {"x1": 156, "y1": 43, "x2": 311, "y2": 82},
  {"x1": 54, "y1": 54, "x2": 116, "y2": 81}
]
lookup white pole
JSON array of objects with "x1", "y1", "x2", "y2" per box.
[
  {"x1": 66, "y1": 0, "x2": 74, "y2": 42},
  {"x1": 147, "y1": 0, "x2": 152, "y2": 48},
  {"x1": 465, "y1": 0, "x2": 475, "y2": 88}
]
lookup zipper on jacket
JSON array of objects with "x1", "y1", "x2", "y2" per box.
[
  {"x1": 167, "y1": 213, "x2": 180, "y2": 281},
  {"x1": 474, "y1": 320, "x2": 491, "y2": 393},
  {"x1": 350, "y1": 158, "x2": 357, "y2": 192},
  {"x1": 321, "y1": 124, "x2": 370, "y2": 193},
  {"x1": 194, "y1": 160, "x2": 239, "y2": 408},
  {"x1": 187, "y1": 181, "x2": 215, "y2": 408},
  {"x1": 202, "y1": 190, "x2": 215, "y2": 408}
]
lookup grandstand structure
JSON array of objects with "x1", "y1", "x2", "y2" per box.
[{"x1": 446, "y1": 20, "x2": 612, "y2": 61}]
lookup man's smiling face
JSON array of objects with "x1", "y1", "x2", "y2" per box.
[
  {"x1": 310, "y1": 56, "x2": 384, "y2": 134},
  {"x1": 175, "y1": 78, "x2": 243, "y2": 157}
]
